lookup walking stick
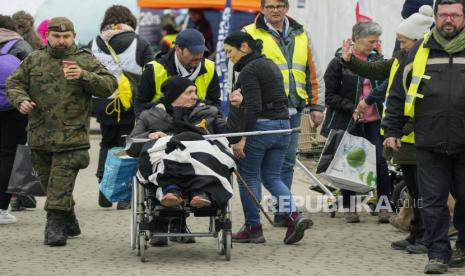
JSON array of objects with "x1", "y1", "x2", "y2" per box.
[{"x1": 233, "y1": 170, "x2": 274, "y2": 225}]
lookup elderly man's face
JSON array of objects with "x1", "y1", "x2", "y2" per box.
[
  {"x1": 171, "y1": 85, "x2": 198, "y2": 108},
  {"x1": 435, "y1": 3, "x2": 465, "y2": 39},
  {"x1": 46, "y1": 31, "x2": 75, "y2": 49},
  {"x1": 261, "y1": 0, "x2": 288, "y2": 26}
]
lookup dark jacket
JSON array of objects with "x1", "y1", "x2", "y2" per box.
[
  {"x1": 343, "y1": 50, "x2": 406, "y2": 81},
  {"x1": 135, "y1": 48, "x2": 221, "y2": 117},
  {"x1": 0, "y1": 39, "x2": 33, "y2": 60},
  {"x1": 230, "y1": 52, "x2": 289, "y2": 132},
  {"x1": 321, "y1": 51, "x2": 383, "y2": 137},
  {"x1": 130, "y1": 101, "x2": 240, "y2": 143},
  {"x1": 89, "y1": 32, "x2": 154, "y2": 125},
  {"x1": 382, "y1": 34, "x2": 465, "y2": 154}
]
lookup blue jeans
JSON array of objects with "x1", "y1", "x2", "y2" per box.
[
  {"x1": 238, "y1": 119, "x2": 294, "y2": 225},
  {"x1": 281, "y1": 113, "x2": 301, "y2": 190}
]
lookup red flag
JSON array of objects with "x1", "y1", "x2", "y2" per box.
[{"x1": 355, "y1": 0, "x2": 372, "y2": 22}]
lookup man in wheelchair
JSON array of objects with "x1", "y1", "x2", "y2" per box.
[{"x1": 129, "y1": 76, "x2": 242, "y2": 246}]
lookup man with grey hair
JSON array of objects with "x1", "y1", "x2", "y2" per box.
[
  {"x1": 383, "y1": 0, "x2": 465, "y2": 273},
  {"x1": 241, "y1": 0, "x2": 325, "y2": 232}
]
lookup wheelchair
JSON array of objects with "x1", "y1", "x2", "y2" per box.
[{"x1": 130, "y1": 174, "x2": 233, "y2": 262}]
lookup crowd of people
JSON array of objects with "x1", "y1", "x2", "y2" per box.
[{"x1": 0, "y1": 0, "x2": 464, "y2": 274}]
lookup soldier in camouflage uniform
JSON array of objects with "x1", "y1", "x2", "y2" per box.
[{"x1": 6, "y1": 17, "x2": 117, "y2": 246}]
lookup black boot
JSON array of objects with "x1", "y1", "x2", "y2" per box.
[
  {"x1": 99, "y1": 191, "x2": 112, "y2": 208},
  {"x1": 44, "y1": 210, "x2": 67, "y2": 246},
  {"x1": 64, "y1": 210, "x2": 81, "y2": 237}
]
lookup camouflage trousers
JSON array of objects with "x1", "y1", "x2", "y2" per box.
[{"x1": 30, "y1": 149, "x2": 89, "y2": 211}]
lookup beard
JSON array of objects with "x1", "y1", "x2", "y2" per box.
[{"x1": 439, "y1": 24, "x2": 463, "y2": 39}]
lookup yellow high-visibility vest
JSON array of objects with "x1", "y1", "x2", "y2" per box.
[
  {"x1": 244, "y1": 24, "x2": 309, "y2": 102},
  {"x1": 404, "y1": 34, "x2": 431, "y2": 118},
  {"x1": 161, "y1": 34, "x2": 177, "y2": 48},
  {"x1": 146, "y1": 59, "x2": 215, "y2": 102},
  {"x1": 380, "y1": 57, "x2": 415, "y2": 144}
]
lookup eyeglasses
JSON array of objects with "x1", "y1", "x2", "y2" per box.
[
  {"x1": 264, "y1": 4, "x2": 287, "y2": 11},
  {"x1": 436, "y1": 13, "x2": 464, "y2": 21}
]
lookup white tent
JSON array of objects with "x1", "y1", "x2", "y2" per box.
[{"x1": 288, "y1": 0, "x2": 405, "y2": 71}]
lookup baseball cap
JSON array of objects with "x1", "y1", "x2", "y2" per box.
[
  {"x1": 175, "y1": 29, "x2": 208, "y2": 54},
  {"x1": 48, "y1": 17, "x2": 75, "y2": 33}
]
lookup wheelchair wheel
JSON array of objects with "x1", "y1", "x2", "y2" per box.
[
  {"x1": 224, "y1": 231, "x2": 232, "y2": 261},
  {"x1": 217, "y1": 229, "x2": 225, "y2": 255},
  {"x1": 131, "y1": 178, "x2": 138, "y2": 250},
  {"x1": 138, "y1": 231, "x2": 148, "y2": 262}
]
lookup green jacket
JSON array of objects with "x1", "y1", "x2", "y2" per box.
[
  {"x1": 343, "y1": 50, "x2": 405, "y2": 80},
  {"x1": 7, "y1": 45, "x2": 117, "y2": 152}
]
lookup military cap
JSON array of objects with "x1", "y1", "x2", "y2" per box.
[{"x1": 48, "y1": 17, "x2": 75, "y2": 33}]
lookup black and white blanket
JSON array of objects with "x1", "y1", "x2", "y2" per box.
[{"x1": 146, "y1": 132, "x2": 236, "y2": 206}]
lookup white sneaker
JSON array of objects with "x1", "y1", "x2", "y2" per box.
[{"x1": 0, "y1": 209, "x2": 17, "y2": 224}]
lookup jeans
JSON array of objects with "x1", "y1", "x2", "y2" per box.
[
  {"x1": 342, "y1": 120, "x2": 391, "y2": 208},
  {"x1": 0, "y1": 109, "x2": 27, "y2": 210},
  {"x1": 238, "y1": 119, "x2": 294, "y2": 225},
  {"x1": 416, "y1": 148, "x2": 465, "y2": 260}
]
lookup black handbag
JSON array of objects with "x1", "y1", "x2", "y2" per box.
[{"x1": 6, "y1": 145, "x2": 45, "y2": 196}]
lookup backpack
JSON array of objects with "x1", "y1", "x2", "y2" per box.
[{"x1": 0, "y1": 39, "x2": 21, "y2": 111}]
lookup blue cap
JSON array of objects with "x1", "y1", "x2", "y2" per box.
[{"x1": 175, "y1": 29, "x2": 208, "y2": 54}]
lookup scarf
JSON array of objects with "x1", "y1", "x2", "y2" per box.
[
  {"x1": 100, "y1": 23, "x2": 134, "y2": 42},
  {"x1": 174, "y1": 52, "x2": 202, "y2": 81},
  {"x1": 432, "y1": 26, "x2": 465, "y2": 54}
]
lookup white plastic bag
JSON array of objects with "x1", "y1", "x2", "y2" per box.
[{"x1": 323, "y1": 131, "x2": 377, "y2": 193}]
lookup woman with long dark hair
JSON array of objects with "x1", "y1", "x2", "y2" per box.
[{"x1": 225, "y1": 31, "x2": 312, "y2": 245}]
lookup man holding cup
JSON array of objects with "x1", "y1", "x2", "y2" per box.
[{"x1": 6, "y1": 17, "x2": 117, "y2": 246}]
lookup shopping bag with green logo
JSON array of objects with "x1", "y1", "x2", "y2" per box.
[{"x1": 321, "y1": 130, "x2": 377, "y2": 193}]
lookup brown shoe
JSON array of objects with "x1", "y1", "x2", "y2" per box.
[
  {"x1": 160, "y1": 191, "x2": 183, "y2": 207},
  {"x1": 378, "y1": 209, "x2": 392, "y2": 224},
  {"x1": 389, "y1": 214, "x2": 411, "y2": 232},
  {"x1": 344, "y1": 212, "x2": 360, "y2": 223},
  {"x1": 190, "y1": 192, "x2": 211, "y2": 208}
]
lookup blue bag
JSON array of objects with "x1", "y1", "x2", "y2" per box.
[{"x1": 99, "y1": 147, "x2": 137, "y2": 202}]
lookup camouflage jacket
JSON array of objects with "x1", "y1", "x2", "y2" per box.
[{"x1": 6, "y1": 44, "x2": 117, "y2": 152}]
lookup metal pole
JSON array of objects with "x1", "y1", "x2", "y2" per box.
[
  {"x1": 125, "y1": 128, "x2": 300, "y2": 150},
  {"x1": 295, "y1": 159, "x2": 336, "y2": 199}
]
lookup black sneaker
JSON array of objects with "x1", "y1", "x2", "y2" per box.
[
  {"x1": 116, "y1": 201, "x2": 131, "y2": 210},
  {"x1": 424, "y1": 258, "x2": 448, "y2": 274},
  {"x1": 149, "y1": 235, "x2": 168, "y2": 246},
  {"x1": 98, "y1": 191, "x2": 112, "y2": 208},
  {"x1": 449, "y1": 247, "x2": 465, "y2": 268},
  {"x1": 189, "y1": 191, "x2": 211, "y2": 208},
  {"x1": 406, "y1": 243, "x2": 428, "y2": 254},
  {"x1": 391, "y1": 239, "x2": 413, "y2": 250}
]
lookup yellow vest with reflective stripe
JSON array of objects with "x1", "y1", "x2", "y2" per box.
[
  {"x1": 147, "y1": 59, "x2": 215, "y2": 102},
  {"x1": 162, "y1": 34, "x2": 177, "y2": 48},
  {"x1": 244, "y1": 24, "x2": 309, "y2": 102},
  {"x1": 380, "y1": 58, "x2": 415, "y2": 144},
  {"x1": 404, "y1": 34, "x2": 430, "y2": 118}
]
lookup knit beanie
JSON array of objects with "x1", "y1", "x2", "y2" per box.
[
  {"x1": 397, "y1": 5, "x2": 434, "y2": 40},
  {"x1": 161, "y1": 76, "x2": 196, "y2": 105}
]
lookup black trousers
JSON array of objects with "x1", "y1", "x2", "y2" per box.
[
  {"x1": 416, "y1": 148, "x2": 465, "y2": 260},
  {"x1": 400, "y1": 164, "x2": 425, "y2": 243},
  {"x1": 96, "y1": 123, "x2": 134, "y2": 180},
  {"x1": 0, "y1": 109, "x2": 27, "y2": 209}
]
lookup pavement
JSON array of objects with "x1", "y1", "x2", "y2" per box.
[{"x1": 1, "y1": 133, "x2": 462, "y2": 276}]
